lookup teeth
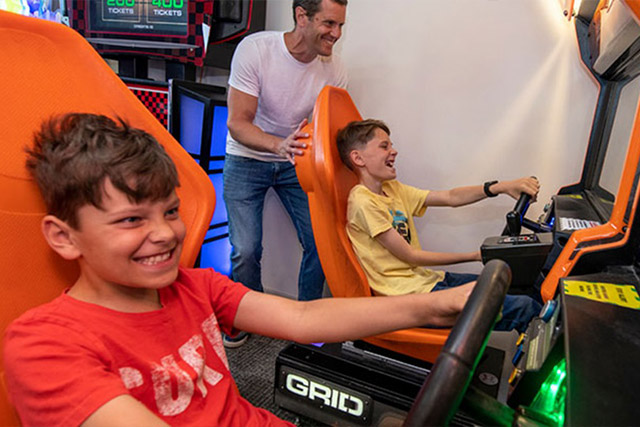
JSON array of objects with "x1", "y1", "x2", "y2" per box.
[{"x1": 137, "y1": 251, "x2": 171, "y2": 265}]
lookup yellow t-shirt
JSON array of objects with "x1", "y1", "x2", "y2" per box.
[{"x1": 347, "y1": 180, "x2": 445, "y2": 296}]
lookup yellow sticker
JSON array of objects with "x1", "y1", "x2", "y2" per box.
[
  {"x1": 563, "y1": 280, "x2": 640, "y2": 310},
  {"x1": 563, "y1": 194, "x2": 583, "y2": 200}
]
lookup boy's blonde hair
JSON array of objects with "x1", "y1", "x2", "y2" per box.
[
  {"x1": 336, "y1": 119, "x2": 390, "y2": 170},
  {"x1": 26, "y1": 113, "x2": 180, "y2": 229}
]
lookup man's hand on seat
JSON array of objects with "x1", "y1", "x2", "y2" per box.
[{"x1": 276, "y1": 118, "x2": 309, "y2": 164}]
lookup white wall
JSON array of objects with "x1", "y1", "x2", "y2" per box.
[{"x1": 256, "y1": 0, "x2": 599, "y2": 298}]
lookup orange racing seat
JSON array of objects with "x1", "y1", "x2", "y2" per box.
[
  {"x1": 296, "y1": 86, "x2": 450, "y2": 363},
  {"x1": 0, "y1": 12, "x2": 214, "y2": 426}
]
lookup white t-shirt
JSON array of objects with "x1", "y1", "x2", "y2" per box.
[{"x1": 226, "y1": 31, "x2": 348, "y2": 162}]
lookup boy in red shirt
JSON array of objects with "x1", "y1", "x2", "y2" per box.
[{"x1": 3, "y1": 113, "x2": 472, "y2": 427}]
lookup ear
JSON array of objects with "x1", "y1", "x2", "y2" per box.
[
  {"x1": 41, "y1": 215, "x2": 82, "y2": 261},
  {"x1": 349, "y1": 149, "x2": 365, "y2": 168},
  {"x1": 295, "y1": 5, "x2": 309, "y2": 27}
]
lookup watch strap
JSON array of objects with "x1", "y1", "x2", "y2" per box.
[{"x1": 484, "y1": 180, "x2": 499, "y2": 198}]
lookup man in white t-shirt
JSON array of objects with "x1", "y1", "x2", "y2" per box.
[{"x1": 222, "y1": 0, "x2": 348, "y2": 340}]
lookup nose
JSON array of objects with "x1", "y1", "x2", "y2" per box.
[
  {"x1": 149, "y1": 218, "x2": 178, "y2": 243},
  {"x1": 331, "y1": 24, "x2": 342, "y2": 40}
]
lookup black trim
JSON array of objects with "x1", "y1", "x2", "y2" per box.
[
  {"x1": 203, "y1": 233, "x2": 230, "y2": 244},
  {"x1": 208, "y1": 222, "x2": 229, "y2": 230},
  {"x1": 484, "y1": 181, "x2": 499, "y2": 198}
]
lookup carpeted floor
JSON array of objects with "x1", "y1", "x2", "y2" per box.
[{"x1": 226, "y1": 334, "x2": 322, "y2": 426}]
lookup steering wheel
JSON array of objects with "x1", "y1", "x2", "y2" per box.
[
  {"x1": 502, "y1": 192, "x2": 532, "y2": 236},
  {"x1": 403, "y1": 259, "x2": 511, "y2": 427}
]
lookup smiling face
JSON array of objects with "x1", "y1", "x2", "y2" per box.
[
  {"x1": 354, "y1": 128, "x2": 398, "y2": 188},
  {"x1": 66, "y1": 179, "x2": 185, "y2": 304},
  {"x1": 300, "y1": 0, "x2": 346, "y2": 57}
]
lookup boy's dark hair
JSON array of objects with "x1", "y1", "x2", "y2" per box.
[
  {"x1": 292, "y1": 0, "x2": 347, "y2": 24},
  {"x1": 336, "y1": 119, "x2": 390, "y2": 171},
  {"x1": 26, "y1": 113, "x2": 180, "y2": 229}
]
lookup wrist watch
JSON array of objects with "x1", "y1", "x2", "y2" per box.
[{"x1": 483, "y1": 180, "x2": 499, "y2": 197}]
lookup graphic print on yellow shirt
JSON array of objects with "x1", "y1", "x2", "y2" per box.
[{"x1": 389, "y1": 209, "x2": 411, "y2": 243}]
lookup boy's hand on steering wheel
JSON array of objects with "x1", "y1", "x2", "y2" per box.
[{"x1": 501, "y1": 176, "x2": 540, "y2": 201}]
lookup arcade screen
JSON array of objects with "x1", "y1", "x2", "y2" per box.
[
  {"x1": 598, "y1": 73, "x2": 640, "y2": 202},
  {"x1": 1, "y1": 0, "x2": 68, "y2": 24},
  {"x1": 87, "y1": 0, "x2": 189, "y2": 37},
  {"x1": 168, "y1": 80, "x2": 231, "y2": 276}
]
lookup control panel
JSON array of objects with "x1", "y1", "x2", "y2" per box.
[{"x1": 498, "y1": 235, "x2": 540, "y2": 244}]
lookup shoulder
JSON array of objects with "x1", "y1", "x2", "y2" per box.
[
  {"x1": 175, "y1": 266, "x2": 236, "y2": 289},
  {"x1": 383, "y1": 179, "x2": 404, "y2": 192},
  {"x1": 174, "y1": 267, "x2": 250, "y2": 304},
  {"x1": 315, "y1": 53, "x2": 347, "y2": 80},
  {"x1": 348, "y1": 184, "x2": 373, "y2": 205},
  {"x1": 6, "y1": 294, "x2": 81, "y2": 335},
  {"x1": 3, "y1": 295, "x2": 109, "y2": 374},
  {"x1": 237, "y1": 30, "x2": 282, "y2": 50},
  {"x1": 4, "y1": 293, "x2": 113, "y2": 345},
  {"x1": 318, "y1": 52, "x2": 345, "y2": 69},
  {"x1": 385, "y1": 179, "x2": 424, "y2": 197},
  {"x1": 348, "y1": 185, "x2": 385, "y2": 216}
]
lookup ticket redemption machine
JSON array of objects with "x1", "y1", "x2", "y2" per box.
[{"x1": 274, "y1": 1, "x2": 640, "y2": 425}]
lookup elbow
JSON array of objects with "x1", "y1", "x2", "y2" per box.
[
  {"x1": 227, "y1": 117, "x2": 244, "y2": 141},
  {"x1": 227, "y1": 121, "x2": 239, "y2": 140},
  {"x1": 402, "y1": 251, "x2": 422, "y2": 267}
]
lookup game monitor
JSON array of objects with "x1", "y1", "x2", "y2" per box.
[
  {"x1": 168, "y1": 79, "x2": 231, "y2": 275},
  {"x1": 555, "y1": 72, "x2": 640, "y2": 230},
  {"x1": 0, "y1": 0, "x2": 68, "y2": 24},
  {"x1": 590, "y1": 73, "x2": 640, "y2": 210},
  {"x1": 87, "y1": 0, "x2": 188, "y2": 37},
  {"x1": 70, "y1": 0, "x2": 210, "y2": 66},
  {"x1": 69, "y1": 0, "x2": 264, "y2": 67}
]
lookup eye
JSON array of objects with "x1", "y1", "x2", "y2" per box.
[
  {"x1": 119, "y1": 216, "x2": 141, "y2": 224},
  {"x1": 166, "y1": 206, "x2": 180, "y2": 218},
  {"x1": 323, "y1": 20, "x2": 338, "y2": 29}
]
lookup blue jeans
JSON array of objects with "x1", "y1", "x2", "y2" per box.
[
  {"x1": 222, "y1": 154, "x2": 325, "y2": 301},
  {"x1": 432, "y1": 272, "x2": 542, "y2": 333}
]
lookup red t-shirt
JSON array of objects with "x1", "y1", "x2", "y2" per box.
[{"x1": 3, "y1": 267, "x2": 293, "y2": 427}]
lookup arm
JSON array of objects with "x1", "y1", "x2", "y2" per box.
[
  {"x1": 233, "y1": 283, "x2": 474, "y2": 344},
  {"x1": 375, "y1": 227, "x2": 481, "y2": 266},
  {"x1": 424, "y1": 176, "x2": 540, "y2": 207},
  {"x1": 81, "y1": 395, "x2": 169, "y2": 427},
  {"x1": 226, "y1": 87, "x2": 308, "y2": 164}
]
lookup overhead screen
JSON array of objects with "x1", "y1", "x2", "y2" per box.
[
  {"x1": 598, "y1": 73, "x2": 640, "y2": 201},
  {"x1": 0, "y1": 0, "x2": 68, "y2": 24},
  {"x1": 87, "y1": 0, "x2": 188, "y2": 37}
]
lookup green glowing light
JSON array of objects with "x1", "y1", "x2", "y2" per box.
[{"x1": 529, "y1": 359, "x2": 567, "y2": 426}]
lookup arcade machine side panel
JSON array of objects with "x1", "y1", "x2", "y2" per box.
[
  {"x1": 506, "y1": 270, "x2": 640, "y2": 426},
  {"x1": 167, "y1": 80, "x2": 233, "y2": 276}
]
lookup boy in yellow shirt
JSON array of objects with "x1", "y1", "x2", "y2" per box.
[{"x1": 337, "y1": 119, "x2": 542, "y2": 332}]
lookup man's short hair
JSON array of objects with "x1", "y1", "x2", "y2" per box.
[
  {"x1": 292, "y1": 0, "x2": 348, "y2": 24},
  {"x1": 26, "y1": 113, "x2": 180, "y2": 229},
  {"x1": 336, "y1": 119, "x2": 390, "y2": 171}
]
